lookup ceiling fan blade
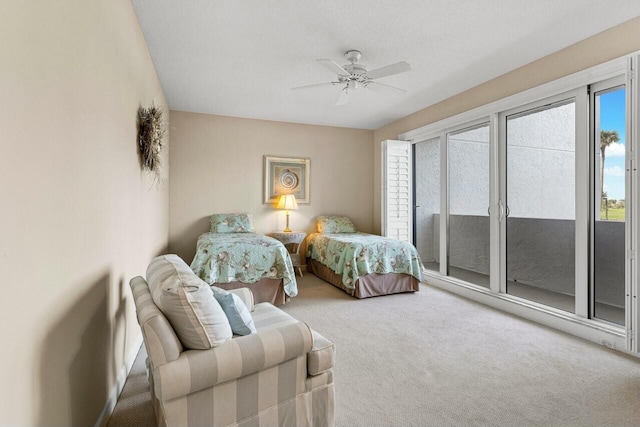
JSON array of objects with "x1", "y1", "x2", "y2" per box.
[
  {"x1": 317, "y1": 59, "x2": 350, "y2": 76},
  {"x1": 366, "y1": 61, "x2": 411, "y2": 80},
  {"x1": 365, "y1": 81, "x2": 406, "y2": 95},
  {"x1": 290, "y1": 82, "x2": 338, "y2": 90},
  {"x1": 336, "y1": 88, "x2": 353, "y2": 105}
]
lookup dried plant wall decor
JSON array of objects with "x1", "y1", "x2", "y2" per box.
[{"x1": 137, "y1": 103, "x2": 165, "y2": 179}]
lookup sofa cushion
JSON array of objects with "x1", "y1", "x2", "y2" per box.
[
  {"x1": 146, "y1": 254, "x2": 232, "y2": 349},
  {"x1": 252, "y1": 302, "x2": 299, "y2": 331},
  {"x1": 211, "y1": 286, "x2": 256, "y2": 335}
]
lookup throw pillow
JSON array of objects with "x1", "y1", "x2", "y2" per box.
[
  {"x1": 146, "y1": 254, "x2": 232, "y2": 349},
  {"x1": 211, "y1": 286, "x2": 257, "y2": 335}
]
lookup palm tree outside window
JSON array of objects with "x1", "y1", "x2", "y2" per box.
[{"x1": 600, "y1": 129, "x2": 620, "y2": 220}]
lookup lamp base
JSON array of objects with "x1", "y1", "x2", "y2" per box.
[{"x1": 283, "y1": 211, "x2": 292, "y2": 233}]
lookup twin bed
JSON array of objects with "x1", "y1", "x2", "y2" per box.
[
  {"x1": 190, "y1": 213, "x2": 297, "y2": 306},
  {"x1": 306, "y1": 215, "x2": 422, "y2": 298},
  {"x1": 189, "y1": 213, "x2": 423, "y2": 305}
]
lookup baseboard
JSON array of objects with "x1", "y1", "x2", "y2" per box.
[{"x1": 94, "y1": 333, "x2": 144, "y2": 427}]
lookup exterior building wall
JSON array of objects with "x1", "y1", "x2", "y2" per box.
[
  {"x1": 414, "y1": 138, "x2": 440, "y2": 263},
  {"x1": 416, "y1": 101, "x2": 623, "y2": 307}
]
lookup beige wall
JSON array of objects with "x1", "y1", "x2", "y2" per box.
[
  {"x1": 0, "y1": 1, "x2": 168, "y2": 426},
  {"x1": 169, "y1": 111, "x2": 373, "y2": 263},
  {"x1": 372, "y1": 17, "x2": 640, "y2": 234}
]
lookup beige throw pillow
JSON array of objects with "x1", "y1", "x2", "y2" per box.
[{"x1": 146, "y1": 254, "x2": 232, "y2": 349}]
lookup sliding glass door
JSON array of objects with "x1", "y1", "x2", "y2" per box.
[
  {"x1": 447, "y1": 123, "x2": 491, "y2": 287},
  {"x1": 591, "y1": 78, "x2": 627, "y2": 325},
  {"x1": 414, "y1": 137, "x2": 440, "y2": 272},
  {"x1": 504, "y1": 99, "x2": 577, "y2": 312}
]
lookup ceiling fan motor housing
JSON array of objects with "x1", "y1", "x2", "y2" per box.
[
  {"x1": 342, "y1": 50, "x2": 368, "y2": 80},
  {"x1": 344, "y1": 50, "x2": 362, "y2": 63},
  {"x1": 343, "y1": 63, "x2": 367, "y2": 77}
]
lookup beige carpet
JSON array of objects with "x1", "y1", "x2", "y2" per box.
[
  {"x1": 107, "y1": 275, "x2": 640, "y2": 427},
  {"x1": 105, "y1": 344, "x2": 157, "y2": 427}
]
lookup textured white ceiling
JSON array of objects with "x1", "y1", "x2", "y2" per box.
[{"x1": 131, "y1": 1, "x2": 640, "y2": 130}]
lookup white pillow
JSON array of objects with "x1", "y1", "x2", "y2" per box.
[
  {"x1": 146, "y1": 255, "x2": 232, "y2": 349},
  {"x1": 211, "y1": 286, "x2": 256, "y2": 335}
]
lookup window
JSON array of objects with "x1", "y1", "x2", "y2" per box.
[
  {"x1": 386, "y1": 53, "x2": 639, "y2": 353},
  {"x1": 591, "y1": 79, "x2": 627, "y2": 325},
  {"x1": 505, "y1": 99, "x2": 576, "y2": 311},
  {"x1": 414, "y1": 137, "x2": 441, "y2": 272},
  {"x1": 447, "y1": 123, "x2": 491, "y2": 287}
]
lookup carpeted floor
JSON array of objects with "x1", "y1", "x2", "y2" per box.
[
  {"x1": 107, "y1": 274, "x2": 640, "y2": 427},
  {"x1": 105, "y1": 343, "x2": 156, "y2": 427}
]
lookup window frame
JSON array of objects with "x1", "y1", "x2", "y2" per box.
[
  {"x1": 445, "y1": 119, "x2": 491, "y2": 281},
  {"x1": 588, "y1": 75, "x2": 627, "y2": 326}
]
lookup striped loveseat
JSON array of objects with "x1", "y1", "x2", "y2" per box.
[{"x1": 130, "y1": 265, "x2": 335, "y2": 427}]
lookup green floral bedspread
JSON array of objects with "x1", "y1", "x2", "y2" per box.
[
  {"x1": 190, "y1": 233, "x2": 298, "y2": 297},
  {"x1": 306, "y1": 232, "x2": 423, "y2": 289}
]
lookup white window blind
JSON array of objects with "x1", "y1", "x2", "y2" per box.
[{"x1": 382, "y1": 140, "x2": 412, "y2": 242}]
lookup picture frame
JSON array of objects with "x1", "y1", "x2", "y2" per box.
[{"x1": 264, "y1": 155, "x2": 310, "y2": 204}]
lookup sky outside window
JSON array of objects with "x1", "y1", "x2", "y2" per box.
[{"x1": 600, "y1": 88, "x2": 626, "y2": 200}]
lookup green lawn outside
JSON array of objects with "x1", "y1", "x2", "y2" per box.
[{"x1": 600, "y1": 207, "x2": 625, "y2": 221}]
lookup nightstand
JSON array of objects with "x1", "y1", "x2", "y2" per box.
[{"x1": 268, "y1": 231, "x2": 307, "y2": 277}]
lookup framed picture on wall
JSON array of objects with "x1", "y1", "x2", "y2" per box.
[{"x1": 264, "y1": 155, "x2": 310, "y2": 204}]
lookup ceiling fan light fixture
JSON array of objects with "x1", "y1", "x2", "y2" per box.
[
  {"x1": 336, "y1": 86, "x2": 352, "y2": 106},
  {"x1": 291, "y1": 50, "x2": 410, "y2": 105}
]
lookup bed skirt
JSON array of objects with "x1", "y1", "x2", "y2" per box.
[
  {"x1": 308, "y1": 258, "x2": 419, "y2": 298},
  {"x1": 214, "y1": 278, "x2": 287, "y2": 306}
]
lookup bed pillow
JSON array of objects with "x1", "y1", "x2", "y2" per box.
[
  {"x1": 146, "y1": 254, "x2": 233, "y2": 349},
  {"x1": 210, "y1": 213, "x2": 255, "y2": 233},
  {"x1": 316, "y1": 215, "x2": 357, "y2": 233},
  {"x1": 211, "y1": 286, "x2": 257, "y2": 336}
]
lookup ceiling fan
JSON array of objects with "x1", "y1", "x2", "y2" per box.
[{"x1": 291, "y1": 50, "x2": 411, "y2": 105}]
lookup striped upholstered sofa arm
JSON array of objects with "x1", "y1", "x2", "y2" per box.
[
  {"x1": 227, "y1": 287, "x2": 255, "y2": 312},
  {"x1": 130, "y1": 276, "x2": 183, "y2": 365},
  {"x1": 308, "y1": 330, "x2": 335, "y2": 376},
  {"x1": 154, "y1": 321, "x2": 313, "y2": 401}
]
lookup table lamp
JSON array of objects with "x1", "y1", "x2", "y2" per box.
[{"x1": 276, "y1": 194, "x2": 298, "y2": 232}]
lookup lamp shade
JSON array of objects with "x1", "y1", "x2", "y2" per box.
[{"x1": 276, "y1": 194, "x2": 298, "y2": 210}]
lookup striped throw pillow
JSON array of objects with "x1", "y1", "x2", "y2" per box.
[{"x1": 146, "y1": 255, "x2": 232, "y2": 349}]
